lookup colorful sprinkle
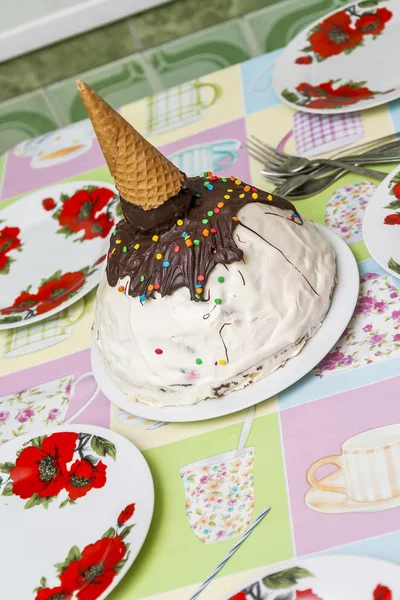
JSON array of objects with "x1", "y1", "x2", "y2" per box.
[
  {"x1": 203, "y1": 171, "x2": 208, "y2": 177},
  {"x1": 202, "y1": 219, "x2": 209, "y2": 224},
  {"x1": 222, "y1": 178, "x2": 227, "y2": 182},
  {"x1": 195, "y1": 293, "x2": 201, "y2": 300},
  {"x1": 148, "y1": 284, "x2": 154, "y2": 291},
  {"x1": 224, "y1": 195, "x2": 230, "y2": 200},
  {"x1": 156, "y1": 253, "x2": 162, "y2": 260},
  {"x1": 196, "y1": 358, "x2": 203, "y2": 365},
  {"x1": 174, "y1": 245, "x2": 180, "y2": 253},
  {"x1": 177, "y1": 219, "x2": 183, "y2": 226},
  {"x1": 185, "y1": 239, "x2": 193, "y2": 247},
  {"x1": 112, "y1": 248, "x2": 116, "y2": 254},
  {"x1": 207, "y1": 171, "x2": 212, "y2": 177},
  {"x1": 163, "y1": 261, "x2": 170, "y2": 267},
  {"x1": 217, "y1": 276, "x2": 225, "y2": 283},
  {"x1": 230, "y1": 176, "x2": 235, "y2": 181},
  {"x1": 218, "y1": 202, "x2": 225, "y2": 208},
  {"x1": 193, "y1": 239, "x2": 200, "y2": 245},
  {"x1": 207, "y1": 211, "x2": 213, "y2": 217},
  {"x1": 227, "y1": 188, "x2": 233, "y2": 192},
  {"x1": 211, "y1": 175, "x2": 218, "y2": 181},
  {"x1": 140, "y1": 294, "x2": 146, "y2": 302},
  {"x1": 214, "y1": 298, "x2": 222, "y2": 305},
  {"x1": 198, "y1": 274, "x2": 205, "y2": 281},
  {"x1": 207, "y1": 184, "x2": 214, "y2": 190},
  {"x1": 108, "y1": 252, "x2": 113, "y2": 258},
  {"x1": 140, "y1": 275, "x2": 145, "y2": 282},
  {"x1": 218, "y1": 359, "x2": 227, "y2": 366},
  {"x1": 196, "y1": 288, "x2": 203, "y2": 294},
  {"x1": 239, "y1": 193, "x2": 245, "y2": 199},
  {"x1": 252, "y1": 187, "x2": 257, "y2": 192},
  {"x1": 252, "y1": 193, "x2": 258, "y2": 200},
  {"x1": 267, "y1": 194, "x2": 273, "y2": 201},
  {"x1": 232, "y1": 216, "x2": 238, "y2": 222},
  {"x1": 155, "y1": 348, "x2": 163, "y2": 355},
  {"x1": 210, "y1": 227, "x2": 217, "y2": 233},
  {"x1": 134, "y1": 243, "x2": 140, "y2": 250},
  {"x1": 115, "y1": 239, "x2": 121, "y2": 244},
  {"x1": 203, "y1": 229, "x2": 209, "y2": 237},
  {"x1": 123, "y1": 246, "x2": 128, "y2": 253},
  {"x1": 214, "y1": 208, "x2": 220, "y2": 214},
  {"x1": 244, "y1": 185, "x2": 250, "y2": 192},
  {"x1": 155, "y1": 283, "x2": 161, "y2": 290},
  {"x1": 182, "y1": 231, "x2": 188, "y2": 238},
  {"x1": 113, "y1": 230, "x2": 117, "y2": 236},
  {"x1": 235, "y1": 179, "x2": 242, "y2": 185},
  {"x1": 290, "y1": 215, "x2": 294, "y2": 221},
  {"x1": 195, "y1": 283, "x2": 202, "y2": 289},
  {"x1": 152, "y1": 235, "x2": 159, "y2": 242},
  {"x1": 118, "y1": 286, "x2": 124, "y2": 292}
]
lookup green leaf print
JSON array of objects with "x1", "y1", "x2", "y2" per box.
[
  {"x1": 102, "y1": 527, "x2": 116, "y2": 539},
  {"x1": 389, "y1": 257, "x2": 400, "y2": 275},
  {"x1": 263, "y1": 566, "x2": 314, "y2": 589},
  {"x1": 2, "y1": 481, "x2": 13, "y2": 496},
  {"x1": 90, "y1": 435, "x2": 117, "y2": 461},
  {"x1": 0, "y1": 462, "x2": 15, "y2": 473},
  {"x1": 120, "y1": 524, "x2": 135, "y2": 540}
]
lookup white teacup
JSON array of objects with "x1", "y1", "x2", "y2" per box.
[
  {"x1": 307, "y1": 425, "x2": 400, "y2": 503},
  {"x1": 180, "y1": 447, "x2": 255, "y2": 544}
]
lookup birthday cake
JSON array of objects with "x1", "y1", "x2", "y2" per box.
[{"x1": 77, "y1": 81, "x2": 336, "y2": 407}]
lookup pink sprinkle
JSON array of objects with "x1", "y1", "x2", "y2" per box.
[
  {"x1": 174, "y1": 245, "x2": 180, "y2": 253},
  {"x1": 155, "y1": 283, "x2": 160, "y2": 290},
  {"x1": 108, "y1": 252, "x2": 113, "y2": 258},
  {"x1": 214, "y1": 208, "x2": 220, "y2": 214},
  {"x1": 252, "y1": 187, "x2": 257, "y2": 192},
  {"x1": 211, "y1": 175, "x2": 218, "y2": 181},
  {"x1": 210, "y1": 227, "x2": 217, "y2": 233},
  {"x1": 198, "y1": 274, "x2": 205, "y2": 281}
]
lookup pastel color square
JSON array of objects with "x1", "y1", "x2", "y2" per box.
[{"x1": 240, "y1": 50, "x2": 283, "y2": 115}]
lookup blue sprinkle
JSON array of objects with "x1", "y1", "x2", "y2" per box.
[
  {"x1": 195, "y1": 193, "x2": 201, "y2": 197},
  {"x1": 292, "y1": 212, "x2": 298, "y2": 218},
  {"x1": 195, "y1": 283, "x2": 202, "y2": 288},
  {"x1": 181, "y1": 231, "x2": 188, "y2": 238},
  {"x1": 163, "y1": 261, "x2": 170, "y2": 268},
  {"x1": 140, "y1": 294, "x2": 146, "y2": 303},
  {"x1": 207, "y1": 184, "x2": 214, "y2": 190}
]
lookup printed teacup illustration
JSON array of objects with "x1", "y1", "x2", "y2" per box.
[
  {"x1": 306, "y1": 424, "x2": 400, "y2": 513},
  {"x1": 168, "y1": 139, "x2": 240, "y2": 176},
  {"x1": 146, "y1": 79, "x2": 222, "y2": 136},
  {"x1": 313, "y1": 272, "x2": 400, "y2": 378},
  {"x1": 292, "y1": 111, "x2": 363, "y2": 157},
  {"x1": 115, "y1": 408, "x2": 166, "y2": 430},
  {"x1": 0, "y1": 372, "x2": 99, "y2": 444},
  {"x1": 325, "y1": 181, "x2": 376, "y2": 244},
  {"x1": 1, "y1": 297, "x2": 86, "y2": 357},
  {"x1": 180, "y1": 406, "x2": 255, "y2": 544}
]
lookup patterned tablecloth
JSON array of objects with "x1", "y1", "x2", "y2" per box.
[{"x1": 1, "y1": 47, "x2": 400, "y2": 600}]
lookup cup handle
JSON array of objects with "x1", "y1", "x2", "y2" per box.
[
  {"x1": 306, "y1": 455, "x2": 346, "y2": 495},
  {"x1": 196, "y1": 82, "x2": 223, "y2": 108},
  {"x1": 64, "y1": 372, "x2": 100, "y2": 424}
]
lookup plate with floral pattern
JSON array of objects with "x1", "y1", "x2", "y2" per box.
[
  {"x1": 0, "y1": 180, "x2": 120, "y2": 330},
  {"x1": 273, "y1": 0, "x2": 400, "y2": 114},
  {"x1": 224, "y1": 555, "x2": 400, "y2": 600},
  {"x1": 363, "y1": 164, "x2": 400, "y2": 279},
  {"x1": 0, "y1": 424, "x2": 154, "y2": 600}
]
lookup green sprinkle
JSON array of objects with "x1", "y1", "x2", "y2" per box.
[
  {"x1": 214, "y1": 298, "x2": 222, "y2": 305},
  {"x1": 207, "y1": 211, "x2": 213, "y2": 217},
  {"x1": 196, "y1": 358, "x2": 203, "y2": 365},
  {"x1": 203, "y1": 181, "x2": 209, "y2": 187},
  {"x1": 203, "y1": 171, "x2": 208, "y2": 177},
  {"x1": 123, "y1": 246, "x2": 128, "y2": 253},
  {"x1": 113, "y1": 230, "x2": 117, "y2": 236},
  {"x1": 193, "y1": 239, "x2": 200, "y2": 245},
  {"x1": 140, "y1": 275, "x2": 145, "y2": 282},
  {"x1": 195, "y1": 293, "x2": 201, "y2": 300},
  {"x1": 222, "y1": 178, "x2": 227, "y2": 182},
  {"x1": 202, "y1": 219, "x2": 208, "y2": 224},
  {"x1": 217, "y1": 276, "x2": 225, "y2": 283}
]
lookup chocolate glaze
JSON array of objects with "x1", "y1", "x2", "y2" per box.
[{"x1": 107, "y1": 176, "x2": 301, "y2": 301}]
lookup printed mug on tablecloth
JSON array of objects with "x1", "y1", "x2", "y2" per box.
[
  {"x1": 0, "y1": 372, "x2": 99, "y2": 444},
  {"x1": 293, "y1": 111, "x2": 364, "y2": 157},
  {"x1": 180, "y1": 447, "x2": 255, "y2": 544},
  {"x1": 168, "y1": 139, "x2": 240, "y2": 177},
  {"x1": 307, "y1": 425, "x2": 400, "y2": 503}
]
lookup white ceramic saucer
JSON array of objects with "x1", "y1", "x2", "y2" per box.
[{"x1": 91, "y1": 226, "x2": 359, "y2": 423}]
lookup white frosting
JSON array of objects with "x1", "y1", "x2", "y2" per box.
[{"x1": 93, "y1": 203, "x2": 336, "y2": 406}]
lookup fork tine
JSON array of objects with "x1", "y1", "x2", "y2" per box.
[
  {"x1": 250, "y1": 135, "x2": 294, "y2": 159},
  {"x1": 246, "y1": 137, "x2": 284, "y2": 165},
  {"x1": 242, "y1": 143, "x2": 281, "y2": 167},
  {"x1": 244, "y1": 141, "x2": 283, "y2": 167}
]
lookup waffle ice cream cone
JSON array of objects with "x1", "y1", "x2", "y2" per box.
[{"x1": 76, "y1": 80, "x2": 184, "y2": 210}]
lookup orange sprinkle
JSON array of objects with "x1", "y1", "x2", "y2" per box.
[
  {"x1": 118, "y1": 286, "x2": 124, "y2": 292},
  {"x1": 235, "y1": 179, "x2": 242, "y2": 185},
  {"x1": 232, "y1": 216, "x2": 238, "y2": 222},
  {"x1": 217, "y1": 202, "x2": 224, "y2": 208},
  {"x1": 196, "y1": 288, "x2": 203, "y2": 294},
  {"x1": 203, "y1": 229, "x2": 209, "y2": 237},
  {"x1": 267, "y1": 194, "x2": 273, "y2": 201},
  {"x1": 252, "y1": 193, "x2": 258, "y2": 200},
  {"x1": 239, "y1": 193, "x2": 245, "y2": 198},
  {"x1": 230, "y1": 175, "x2": 235, "y2": 181},
  {"x1": 148, "y1": 284, "x2": 154, "y2": 291},
  {"x1": 207, "y1": 171, "x2": 212, "y2": 177},
  {"x1": 185, "y1": 239, "x2": 193, "y2": 247},
  {"x1": 244, "y1": 185, "x2": 250, "y2": 192}
]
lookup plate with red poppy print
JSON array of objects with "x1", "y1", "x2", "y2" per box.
[
  {"x1": 0, "y1": 424, "x2": 154, "y2": 600},
  {"x1": 364, "y1": 164, "x2": 400, "y2": 279},
  {"x1": 223, "y1": 555, "x2": 400, "y2": 600},
  {"x1": 0, "y1": 180, "x2": 120, "y2": 330},
  {"x1": 272, "y1": 0, "x2": 400, "y2": 114}
]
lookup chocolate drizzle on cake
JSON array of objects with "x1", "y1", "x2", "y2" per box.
[{"x1": 107, "y1": 175, "x2": 307, "y2": 302}]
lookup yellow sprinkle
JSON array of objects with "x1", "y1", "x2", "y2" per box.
[
  {"x1": 112, "y1": 248, "x2": 116, "y2": 254},
  {"x1": 134, "y1": 243, "x2": 140, "y2": 250},
  {"x1": 177, "y1": 219, "x2": 183, "y2": 226},
  {"x1": 218, "y1": 359, "x2": 227, "y2": 366},
  {"x1": 267, "y1": 194, "x2": 273, "y2": 201},
  {"x1": 239, "y1": 193, "x2": 245, "y2": 198},
  {"x1": 244, "y1": 185, "x2": 250, "y2": 192},
  {"x1": 235, "y1": 179, "x2": 242, "y2": 185},
  {"x1": 156, "y1": 253, "x2": 162, "y2": 260},
  {"x1": 224, "y1": 195, "x2": 230, "y2": 200},
  {"x1": 252, "y1": 193, "x2": 258, "y2": 200},
  {"x1": 227, "y1": 188, "x2": 233, "y2": 192},
  {"x1": 115, "y1": 239, "x2": 121, "y2": 244},
  {"x1": 152, "y1": 235, "x2": 159, "y2": 242},
  {"x1": 148, "y1": 284, "x2": 154, "y2": 291},
  {"x1": 218, "y1": 202, "x2": 224, "y2": 208}
]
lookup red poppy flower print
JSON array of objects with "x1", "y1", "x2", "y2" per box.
[
  {"x1": 309, "y1": 11, "x2": 363, "y2": 59},
  {"x1": 384, "y1": 214, "x2": 400, "y2": 225},
  {"x1": 393, "y1": 182, "x2": 400, "y2": 199},
  {"x1": 10, "y1": 432, "x2": 78, "y2": 499},
  {"x1": 118, "y1": 503, "x2": 136, "y2": 526},
  {"x1": 0, "y1": 225, "x2": 22, "y2": 274},
  {"x1": 229, "y1": 593, "x2": 247, "y2": 600},
  {"x1": 295, "y1": 80, "x2": 374, "y2": 109},
  {"x1": 295, "y1": 56, "x2": 313, "y2": 65},
  {"x1": 57, "y1": 187, "x2": 114, "y2": 241},
  {"x1": 296, "y1": 590, "x2": 323, "y2": 600},
  {"x1": 36, "y1": 587, "x2": 73, "y2": 600},
  {"x1": 60, "y1": 537, "x2": 126, "y2": 600},
  {"x1": 65, "y1": 459, "x2": 107, "y2": 501},
  {"x1": 374, "y1": 584, "x2": 392, "y2": 600},
  {"x1": 42, "y1": 197, "x2": 56, "y2": 211},
  {"x1": 356, "y1": 7, "x2": 392, "y2": 36},
  {"x1": 35, "y1": 271, "x2": 86, "y2": 315}
]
